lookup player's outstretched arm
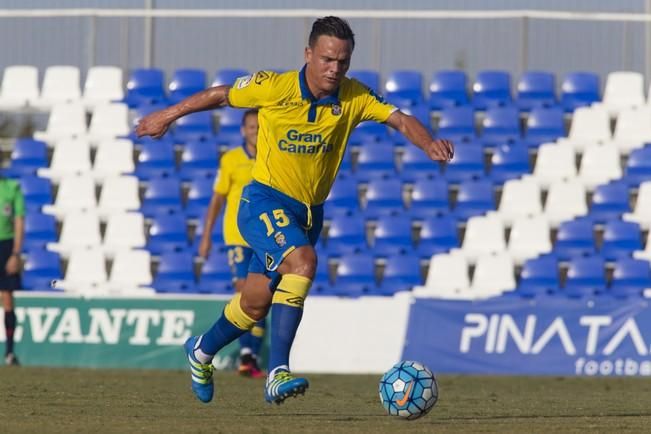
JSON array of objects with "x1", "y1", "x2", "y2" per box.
[
  {"x1": 198, "y1": 192, "x2": 226, "y2": 259},
  {"x1": 385, "y1": 110, "x2": 454, "y2": 161},
  {"x1": 136, "y1": 85, "x2": 231, "y2": 139}
]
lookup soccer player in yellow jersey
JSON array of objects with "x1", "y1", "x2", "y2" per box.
[
  {"x1": 137, "y1": 16, "x2": 453, "y2": 405},
  {"x1": 198, "y1": 108, "x2": 265, "y2": 378}
]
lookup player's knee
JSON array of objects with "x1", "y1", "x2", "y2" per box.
[{"x1": 283, "y1": 247, "x2": 317, "y2": 278}]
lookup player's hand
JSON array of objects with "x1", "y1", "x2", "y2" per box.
[
  {"x1": 5, "y1": 254, "x2": 19, "y2": 275},
  {"x1": 198, "y1": 237, "x2": 212, "y2": 259},
  {"x1": 424, "y1": 139, "x2": 454, "y2": 162},
  {"x1": 135, "y1": 109, "x2": 173, "y2": 139}
]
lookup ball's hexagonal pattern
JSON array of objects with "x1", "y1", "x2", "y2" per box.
[{"x1": 378, "y1": 360, "x2": 438, "y2": 420}]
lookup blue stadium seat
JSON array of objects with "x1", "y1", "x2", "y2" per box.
[
  {"x1": 410, "y1": 178, "x2": 449, "y2": 219},
  {"x1": 554, "y1": 218, "x2": 596, "y2": 261},
  {"x1": 24, "y1": 212, "x2": 57, "y2": 251},
  {"x1": 610, "y1": 258, "x2": 651, "y2": 298},
  {"x1": 624, "y1": 146, "x2": 651, "y2": 187},
  {"x1": 141, "y1": 176, "x2": 183, "y2": 217},
  {"x1": 325, "y1": 175, "x2": 359, "y2": 217},
  {"x1": 357, "y1": 143, "x2": 397, "y2": 181},
  {"x1": 416, "y1": 213, "x2": 459, "y2": 258},
  {"x1": 600, "y1": 220, "x2": 643, "y2": 261},
  {"x1": 173, "y1": 111, "x2": 215, "y2": 142},
  {"x1": 490, "y1": 143, "x2": 530, "y2": 184},
  {"x1": 428, "y1": 70, "x2": 469, "y2": 110},
  {"x1": 516, "y1": 71, "x2": 557, "y2": 111},
  {"x1": 312, "y1": 256, "x2": 334, "y2": 295},
  {"x1": 436, "y1": 106, "x2": 475, "y2": 142},
  {"x1": 169, "y1": 68, "x2": 206, "y2": 104},
  {"x1": 400, "y1": 145, "x2": 441, "y2": 181},
  {"x1": 348, "y1": 70, "x2": 380, "y2": 92},
  {"x1": 453, "y1": 178, "x2": 495, "y2": 221},
  {"x1": 517, "y1": 254, "x2": 560, "y2": 297},
  {"x1": 185, "y1": 177, "x2": 215, "y2": 220},
  {"x1": 215, "y1": 107, "x2": 245, "y2": 145},
  {"x1": 364, "y1": 178, "x2": 404, "y2": 218},
  {"x1": 192, "y1": 213, "x2": 225, "y2": 255},
  {"x1": 135, "y1": 141, "x2": 176, "y2": 180},
  {"x1": 561, "y1": 72, "x2": 600, "y2": 112},
  {"x1": 327, "y1": 213, "x2": 367, "y2": 256},
  {"x1": 125, "y1": 68, "x2": 167, "y2": 108},
  {"x1": 152, "y1": 250, "x2": 197, "y2": 293},
  {"x1": 20, "y1": 176, "x2": 53, "y2": 212},
  {"x1": 472, "y1": 70, "x2": 512, "y2": 110},
  {"x1": 380, "y1": 254, "x2": 422, "y2": 295},
  {"x1": 147, "y1": 213, "x2": 189, "y2": 255},
  {"x1": 179, "y1": 140, "x2": 219, "y2": 181},
  {"x1": 444, "y1": 144, "x2": 484, "y2": 183},
  {"x1": 334, "y1": 253, "x2": 376, "y2": 296},
  {"x1": 564, "y1": 256, "x2": 605, "y2": 298},
  {"x1": 22, "y1": 250, "x2": 62, "y2": 291},
  {"x1": 373, "y1": 214, "x2": 414, "y2": 257},
  {"x1": 348, "y1": 122, "x2": 391, "y2": 146},
  {"x1": 4, "y1": 138, "x2": 48, "y2": 178},
  {"x1": 198, "y1": 251, "x2": 234, "y2": 294},
  {"x1": 212, "y1": 68, "x2": 250, "y2": 87},
  {"x1": 481, "y1": 106, "x2": 521, "y2": 147},
  {"x1": 590, "y1": 181, "x2": 631, "y2": 223},
  {"x1": 524, "y1": 106, "x2": 565, "y2": 148},
  {"x1": 384, "y1": 70, "x2": 424, "y2": 107}
]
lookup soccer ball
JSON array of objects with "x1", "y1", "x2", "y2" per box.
[{"x1": 378, "y1": 360, "x2": 438, "y2": 420}]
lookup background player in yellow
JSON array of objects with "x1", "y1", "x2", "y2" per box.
[
  {"x1": 137, "y1": 16, "x2": 453, "y2": 405},
  {"x1": 198, "y1": 108, "x2": 265, "y2": 378}
]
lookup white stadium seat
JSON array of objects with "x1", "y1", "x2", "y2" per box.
[
  {"x1": 624, "y1": 181, "x2": 651, "y2": 230},
  {"x1": 33, "y1": 65, "x2": 82, "y2": 110},
  {"x1": 612, "y1": 106, "x2": 651, "y2": 155},
  {"x1": 532, "y1": 142, "x2": 576, "y2": 189},
  {"x1": 507, "y1": 215, "x2": 552, "y2": 265},
  {"x1": 470, "y1": 252, "x2": 516, "y2": 298},
  {"x1": 577, "y1": 143, "x2": 622, "y2": 190},
  {"x1": 37, "y1": 139, "x2": 91, "y2": 182},
  {"x1": 47, "y1": 211, "x2": 102, "y2": 258},
  {"x1": 87, "y1": 103, "x2": 130, "y2": 147},
  {"x1": 0, "y1": 65, "x2": 39, "y2": 110},
  {"x1": 497, "y1": 177, "x2": 543, "y2": 226},
  {"x1": 42, "y1": 174, "x2": 96, "y2": 218},
  {"x1": 57, "y1": 247, "x2": 107, "y2": 294},
  {"x1": 543, "y1": 178, "x2": 588, "y2": 227},
  {"x1": 461, "y1": 214, "x2": 506, "y2": 264},
  {"x1": 103, "y1": 212, "x2": 146, "y2": 258},
  {"x1": 104, "y1": 249, "x2": 154, "y2": 294},
  {"x1": 412, "y1": 250, "x2": 472, "y2": 299},
  {"x1": 93, "y1": 139, "x2": 135, "y2": 182},
  {"x1": 557, "y1": 105, "x2": 611, "y2": 153},
  {"x1": 97, "y1": 175, "x2": 140, "y2": 219},
  {"x1": 603, "y1": 71, "x2": 646, "y2": 117},
  {"x1": 33, "y1": 102, "x2": 87, "y2": 146},
  {"x1": 83, "y1": 66, "x2": 124, "y2": 111}
]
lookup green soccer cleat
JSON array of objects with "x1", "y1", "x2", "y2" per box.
[
  {"x1": 264, "y1": 370, "x2": 309, "y2": 405},
  {"x1": 183, "y1": 336, "x2": 214, "y2": 403}
]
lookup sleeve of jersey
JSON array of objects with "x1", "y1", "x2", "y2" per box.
[
  {"x1": 358, "y1": 86, "x2": 398, "y2": 123},
  {"x1": 214, "y1": 155, "x2": 231, "y2": 196},
  {"x1": 228, "y1": 70, "x2": 277, "y2": 108}
]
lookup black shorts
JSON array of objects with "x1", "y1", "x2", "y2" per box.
[{"x1": 0, "y1": 239, "x2": 20, "y2": 291}]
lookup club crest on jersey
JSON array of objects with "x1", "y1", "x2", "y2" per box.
[
  {"x1": 274, "y1": 232, "x2": 287, "y2": 247},
  {"x1": 331, "y1": 104, "x2": 342, "y2": 116}
]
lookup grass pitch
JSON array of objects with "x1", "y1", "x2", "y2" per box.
[{"x1": 1, "y1": 368, "x2": 651, "y2": 433}]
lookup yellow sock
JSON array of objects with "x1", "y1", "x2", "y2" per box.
[
  {"x1": 224, "y1": 292, "x2": 256, "y2": 330},
  {"x1": 272, "y1": 274, "x2": 312, "y2": 308}
]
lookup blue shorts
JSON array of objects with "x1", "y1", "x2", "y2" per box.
[
  {"x1": 238, "y1": 181, "x2": 323, "y2": 277},
  {"x1": 226, "y1": 245, "x2": 253, "y2": 281}
]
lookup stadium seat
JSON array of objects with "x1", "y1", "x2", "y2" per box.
[
  {"x1": 135, "y1": 141, "x2": 176, "y2": 180},
  {"x1": 97, "y1": 175, "x2": 140, "y2": 219},
  {"x1": 564, "y1": 256, "x2": 606, "y2": 298},
  {"x1": 92, "y1": 139, "x2": 135, "y2": 182},
  {"x1": 577, "y1": 143, "x2": 622, "y2": 190},
  {"x1": 396, "y1": 103, "x2": 432, "y2": 136},
  {"x1": 364, "y1": 178, "x2": 404, "y2": 218},
  {"x1": 22, "y1": 250, "x2": 62, "y2": 291},
  {"x1": 612, "y1": 106, "x2": 651, "y2": 155},
  {"x1": 20, "y1": 176, "x2": 53, "y2": 212},
  {"x1": 33, "y1": 102, "x2": 87, "y2": 146},
  {"x1": 325, "y1": 175, "x2": 359, "y2": 216},
  {"x1": 413, "y1": 250, "x2": 471, "y2": 299},
  {"x1": 42, "y1": 175, "x2": 96, "y2": 218},
  {"x1": 610, "y1": 258, "x2": 651, "y2": 298},
  {"x1": 192, "y1": 214, "x2": 225, "y2": 255},
  {"x1": 384, "y1": 70, "x2": 424, "y2": 107},
  {"x1": 602, "y1": 71, "x2": 645, "y2": 116},
  {"x1": 470, "y1": 252, "x2": 516, "y2": 298},
  {"x1": 103, "y1": 212, "x2": 146, "y2": 258},
  {"x1": 198, "y1": 251, "x2": 234, "y2": 294},
  {"x1": 169, "y1": 68, "x2": 206, "y2": 104},
  {"x1": 416, "y1": 213, "x2": 459, "y2": 258},
  {"x1": 87, "y1": 103, "x2": 130, "y2": 146},
  {"x1": 544, "y1": 178, "x2": 588, "y2": 227},
  {"x1": 59, "y1": 247, "x2": 108, "y2": 294},
  {"x1": 517, "y1": 254, "x2": 560, "y2": 297},
  {"x1": 557, "y1": 105, "x2": 611, "y2": 153},
  {"x1": 23, "y1": 212, "x2": 57, "y2": 251},
  {"x1": 461, "y1": 214, "x2": 506, "y2": 264},
  {"x1": 334, "y1": 253, "x2": 376, "y2": 296},
  {"x1": 0, "y1": 65, "x2": 39, "y2": 110},
  {"x1": 356, "y1": 143, "x2": 397, "y2": 181},
  {"x1": 444, "y1": 144, "x2": 484, "y2": 183},
  {"x1": 4, "y1": 138, "x2": 48, "y2": 178},
  {"x1": 524, "y1": 106, "x2": 565, "y2": 148},
  {"x1": 326, "y1": 212, "x2": 368, "y2": 256},
  {"x1": 186, "y1": 177, "x2": 214, "y2": 220},
  {"x1": 409, "y1": 178, "x2": 449, "y2": 219},
  {"x1": 624, "y1": 181, "x2": 651, "y2": 229},
  {"x1": 532, "y1": 143, "x2": 576, "y2": 189},
  {"x1": 152, "y1": 250, "x2": 197, "y2": 293},
  {"x1": 146, "y1": 213, "x2": 189, "y2": 255},
  {"x1": 179, "y1": 140, "x2": 219, "y2": 181},
  {"x1": 348, "y1": 122, "x2": 391, "y2": 146},
  {"x1": 105, "y1": 249, "x2": 154, "y2": 295},
  {"x1": 380, "y1": 254, "x2": 422, "y2": 295},
  {"x1": 348, "y1": 69, "x2": 380, "y2": 92},
  {"x1": 400, "y1": 145, "x2": 441, "y2": 181},
  {"x1": 215, "y1": 107, "x2": 245, "y2": 144},
  {"x1": 508, "y1": 215, "x2": 552, "y2": 265},
  {"x1": 82, "y1": 66, "x2": 124, "y2": 111},
  {"x1": 554, "y1": 218, "x2": 596, "y2": 260},
  {"x1": 47, "y1": 211, "x2": 101, "y2": 258},
  {"x1": 453, "y1": 178, "x2": 495, "y2": 221},
  {"x1": 141, "y1": 176, "x2": 183, "y2": 217},
  {"x1": 561, "y1": 72, "x2": 600, "y2": 112},
  {"x1": 590, "y1": 181, "x2": 631, "y2": 223},
  {"x1": 312, "y1": 256, "x2": 333, "y2": 294},
  {"x1": 173, "y1": 111, "x2": 216, "y2": 142},
  {"x1": 490, "y1": 143, "x2": 530, "y2": 184},
  {"x1": 428, "y1": 70, "x2": 469, "y2": 110},
  {"x1": 436, "y1": 106, "x2": 475, "y2": 142},
  {"x1": 124, "y1": 68, "x2": 167, "y2": 108},
  {"x1": 516, "y1": 71, "x2": 557, "y2": 111},
  {"x1": 212, "y1": 68, "x2": 249, "y2": 87},
  {"x1": 600, "y1": 220, "x2": 643, "y2": 261},
  {"x1": 497, "y1": 177, "x2": 543, "y2": 226},
  {"x1": 37, "y1": 139, "x2": 92, "y2": 182},
  {"x1": 33, "y1": 65, "x2": 81, "y2": 110},
  {"x1": 481, "y1": 106, "x2": 521, "y2": 147},
  {"x1": 472, "y1": 70, "x2": 512, "y2": 110},
  {"x1": 373, "y1": 214, "x2": 414, "y2": 256}
]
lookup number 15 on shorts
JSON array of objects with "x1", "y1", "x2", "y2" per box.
[{"x1": 259, "y1": 209, "x2": 290, "y2": 236}]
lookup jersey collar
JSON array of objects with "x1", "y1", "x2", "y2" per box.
[
  {"x1": 241, "y1": 143, "x2": 254, "y2": 160},
  {"x1": 298, "y1": 65, "x2": 340, "y2": 106}
]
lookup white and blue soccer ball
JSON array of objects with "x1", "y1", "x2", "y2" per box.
[{"x1": 378, "y1": 360, "x2": 438, "y2": 420}]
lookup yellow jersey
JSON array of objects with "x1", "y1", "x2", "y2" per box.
[
  {"x1": 214, "y1": 145, "x2": 255, "y2": 246},
  {"x1": 228, "y1": 67, "x2": 397, "y2": 205}
]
